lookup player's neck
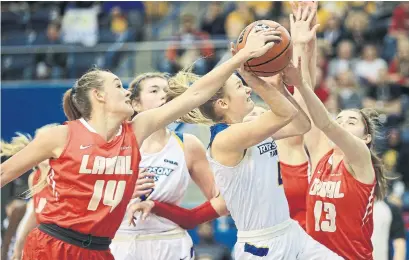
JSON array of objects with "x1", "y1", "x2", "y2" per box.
[
  {"x1": 86, "y1": 113, "x2": 124, "y2": 142},
  {"x1": 223, "y1": 113, "x2": 244, "y2": 124}
]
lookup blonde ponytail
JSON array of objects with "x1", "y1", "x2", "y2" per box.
[{"x1": 167, "y1": 68, "x2": 225, "y2": 125}]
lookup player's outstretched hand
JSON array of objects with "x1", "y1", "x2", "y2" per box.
[
  {"x1": 282, "y1": 57, "x2": 303, "y2": 87},
  {"x1": 290, "y1": 1, "x2": 319, "y2": 45},
  {"x1": 132, "y1": 168, "x2": 155, "y2": 199},
  {"x1": 128, "y1": 200, "x2": 154, "y2": 226}
]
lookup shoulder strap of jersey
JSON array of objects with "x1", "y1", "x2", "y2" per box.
[
  {"x1": 174, "y1": 132, "x2": 184, "y2": 143},
  {"x1": 172, "y1": 131, "x2": 185, "y2": 150}
]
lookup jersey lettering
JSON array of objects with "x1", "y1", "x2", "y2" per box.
[
  {"x1": 79, "y1": 155, "x2": 133, "y2": 175},
  {"x1": 309, "y1": 179, "x2": 344, "y2": 199}
]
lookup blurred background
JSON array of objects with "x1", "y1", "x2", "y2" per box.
[{"x1": 1, "y1": 1, "x2": 409, "y2": 259}]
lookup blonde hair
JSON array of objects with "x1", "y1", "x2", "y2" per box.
[
  {"x1": 1, "y1": 133, "x2": 32, "y2": 157},
  {"x1": 166, "y1": 68, "x2": 229, "y2": 125},
  {"x1": 1, "y1": 124, "x2": 59, "y2": 198}
]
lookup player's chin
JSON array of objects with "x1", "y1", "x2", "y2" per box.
[{"x1": 246, "y1": 99, "x2": 255, "y2": 111}]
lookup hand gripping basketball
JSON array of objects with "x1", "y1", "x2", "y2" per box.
[{"x1": 241, "y1": 28, "x2": 282, "y2": 59}]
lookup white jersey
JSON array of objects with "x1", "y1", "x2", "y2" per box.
[
  {"x1": 117, "y1": 131, "x2": 190, "y2": 234},
  {"x1": 208, "y1": 137, "x2": 290, "y2": 231}
]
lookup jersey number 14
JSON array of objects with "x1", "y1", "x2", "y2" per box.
[{"x1": 88, "y1": 180, "x2": 126, "y2": 212}]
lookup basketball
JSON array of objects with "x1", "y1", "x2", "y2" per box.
[{"x1": 236, "y1": 20, "x2": 293, "y2": 77}]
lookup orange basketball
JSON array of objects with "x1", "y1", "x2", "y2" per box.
[{"x1": 236, "y1": 20, "x2": 293, "y2": 77}]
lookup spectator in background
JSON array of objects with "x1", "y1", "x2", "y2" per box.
[
  {"x1": 328, "y1": 40, "x2": 356, "y2": 78},
  {"x1": 372, "y1": 195, "x2": 406, "y2": 260},
  {"x1": 224, "y1": 2, "x2": 254, "y2": 41},
  {"x1": 201, "y1": 2, "x2": 226, "y2": 37},
  {"x1": 143, "y1": 1, "x2": 169, "y2": 22},
  {"x1": 383, "y1": 128, "x2": 409, "y2": 189},
  {"x1": 102, "y1": 1, "x2": 145, "y2": 41},
  {"x1": 246, "y1": 1, "x2": 272, "y2": 20},
  {"x1": 317, "y1": 14, "x2": 344, "y2": 49},
  {"x1": 333, "y1": 70, "x2": 363, "y2": 110},
  {"x1": 195, "y1": 222, "x2": 232, "y2": 260},
  {"x1": 389, "y1": 2, "x2": 409, "y2": 40},
  {"x1": 161, "y1": 14, "x2": 214, "y2": 75},
  {"x1": 388, "y1": 39, "x2": 409, "y2": 94},
  {"x1": 110, "y1": 6, "x2": 128, "y2": 35},
  {"x1": 383, "y1": 3, "x2": 409, "y2": 63},
  {"x1": 355, "y1": 44, "x2": 388, "y2": 88},
  {"x1": 34, "y1": 22, "x2": 67, "y2": 79},
  {"x1": 363, "y1": 68, "x2": 403, "y2": 127},
  {"x1": 317, "y1": 40, "x2": 331, "y2": 75},
  {"x1": 343, "y1": 11, "x2": 373, "y2": 54},
  {"x1": 383, "y1": 128, "x2": 404, "y2": 174}
]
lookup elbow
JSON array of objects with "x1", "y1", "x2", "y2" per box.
[{"x1": 287, "y1": 108, "x2": 299, "y2": 124}]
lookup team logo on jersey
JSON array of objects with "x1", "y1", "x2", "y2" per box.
[
  {"x1": 164, "y1": 159, "x2": 178, "y2": 166},
  {"x1": 257, "y1": 141, "x2": 278, "y2": 157},
  {"x1": 146, "y1": 166, "x2": 174, "y2": 181}
]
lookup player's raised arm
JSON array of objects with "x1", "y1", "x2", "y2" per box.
[
  {"x1": 1, "y1": 125, "x2": 67, "y2": 188},
  {"x1": 296, "y1": 44, "x2": 374, "y2": 181},
  {"x1": 132, "y1": 29, "x2": 281, "y2": 146}
]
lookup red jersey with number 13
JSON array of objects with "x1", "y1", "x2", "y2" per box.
[
  {"x1": 306, "y1": 150, "x2": 376, "y2": 260},
  {"x1": 38, "y1": 119, "x2": 140, "y2": 239}
]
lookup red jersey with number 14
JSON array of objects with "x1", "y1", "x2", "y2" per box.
[
  {"x1": 306, "y1": 150, "x2": 376, "y2": 260},
  {"x1": 38, "y1": 119, "x2": 140, "y2": 239}
]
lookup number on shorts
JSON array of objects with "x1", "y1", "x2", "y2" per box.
[
  {"x1": 277, "y1": 161, "x2": 283, "y2": 186},
  {"x1": 313, "y1": 201, "x2": 336, "y2": 232},
  {"x1": 88, "y1": 180, "x2": 126, "y2": 212}
]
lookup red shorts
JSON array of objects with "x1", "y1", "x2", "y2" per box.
[{"x1": 22, "y1": 228, "x2": 114, "y2": 260}]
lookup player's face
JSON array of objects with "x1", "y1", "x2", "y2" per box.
[
  {"x1": 98, "y1": 71, "x2": 133, "y2": 118},
  {"x1": 132, "y1": 77, "x2": 168, "y2": 113},
  {"x1": 223, "y1": 75, "x2": 254, "y2": 121},
  {"x1": 243, "y1": 106, "x2": 267, "y2": 122},
  {"x1": 336, "y1": 110, "x2": 370, "y2": 144}
]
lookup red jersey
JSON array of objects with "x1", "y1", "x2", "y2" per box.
[
  {"x1": 280, "y1": 161, "x2": 309, "y2": 230},
  {"x1": 38, "y1": 119, "x2": 140, "y2": 239},
  {"x1": 32, "y1": 168, "x2": 50, "y2": 222},
  {"x1": 306, "y1": 150, "x2": 376, "y2": 260}
]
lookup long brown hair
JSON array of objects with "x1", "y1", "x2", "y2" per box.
[
  {"x1": 63, "y1": 68, "x2": 106, "y2": 121},
  {"x1": 352, "y1": 108, "x2": 388, "y2": 200}
]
